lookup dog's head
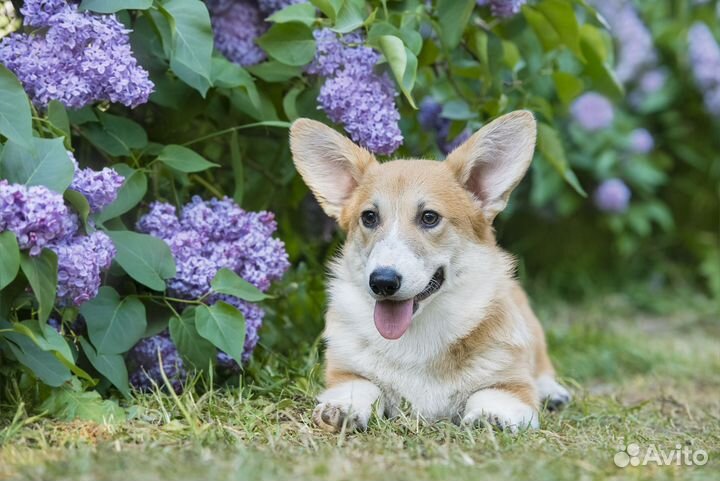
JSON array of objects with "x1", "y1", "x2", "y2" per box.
[{"x1": 290, "y1": 111, "x2": 536, "y2": 340}]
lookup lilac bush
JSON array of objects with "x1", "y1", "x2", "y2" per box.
[
  {"x1": 0, "y1": 0, "x2": 153, "y2": 109},
  {"x1": 308, "y1": 29, "x2": 403, "y2": 155},
  {"x1": 418, "y1": 97, "x2": 471, "y2": 154},
  {"x1": 570, "y1": 93, "x2": 615, "y2": 131},
  {"x1": 127, "y1": 331, "x2": 187, "y2": 393},
  {"x1": 0, "y1": 161, "x2": 119, "y2": 306},
  {"x1": 628, "y1": 128, "x2": 654, "y2": 154},
  {"x1": 476, "y1": 0, "x2": 527, "y2": 18},
  {"x1": 594, "y1": 179, "x2": 632, "y2": 214},
  {"x1": 137, "y1": 197, "x2": 290, "y2": 366},
  {"x1": 207, "y1": 0, "x2": 267, "y2": 67},
  {"x1": 688, "y1": 22, "x2": 720, "y2": 117}
]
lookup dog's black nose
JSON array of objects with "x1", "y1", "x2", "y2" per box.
[{"x1": 369, "y1": 268, "x2": 402, "y2": 296}]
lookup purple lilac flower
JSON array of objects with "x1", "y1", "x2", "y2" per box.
[
  {"x1": 628, "y1": 128, "x2": 654, "y2": 154},
  {"x1": 0, "y1": 0, "x2": 153, "y2": 109},
  {"x1": 592, "y1": 0, "x2": 657, "y2": 84},
  {"x1": 476, "y1": 0, "x2": 527, "y2": 18},
  {"x1": 70, "y1": 166, "x2": 124, "y2": 212},
  {"x1": 207, "y1": 0, "x2": 267, "y2": 66},
  {"x1": 309, "y1": 29, "x2": 403, "y2": 155},
  {"x1": 571, "y1": 92, "x2": 615, "y2": 131},
  {"x1": 136, "y1": 197, "x2": 290, "y2": 363},
  {"x1": 688, "y1": 22, "x2": 720, "y2": 117},
  {"x1": 593, "y1": 178, "x2": 631, "y2": 214},
  {"x1": 127, "y1": 331, "x2": 187, "y2": 393},
  {"x1": 257, "y1": 0, "x2": 306, "y2": 15},
  {"x1": 0, "y1": 180, "x2": 76, "y2": 256},
  {"x1": 418, "y1": 97, "x2": 471, "y2": 154},
  {"x1": 638, "y1": 68, "x2": 667, "y2": 94},
  {"x1": 49, "y1": 231, "x2": 116, "y2": 306}
]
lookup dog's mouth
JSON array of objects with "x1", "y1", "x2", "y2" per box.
[{"x1": 373, "y1": 267, "x2": 445, "y2": 340}]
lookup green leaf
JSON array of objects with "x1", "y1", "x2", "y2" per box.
[
  {"x1": 5, "y1": 333, "x2": 71, "y2": 387},
  {"x1": 39, "y1": 383, "x2": 126, "y2": 423},
  {"x1": 106, "y1": 231, "x2": 176, "y2": 291},
  {"x1": 47, "y1": 101, "x2": 71, "y2": 142},
  {"x1": 552, "y1": 72, "x2": 584, "y2": 105},
  {"x1": 195, "y1": 302, "x2": 246, "y2": 366},
  {"x1": 211, "y1": 57, "x2": 261, "y2": 108},
  {"x1": 332, "y1": 0, "x2": 365, "y2": 34},
  {"x1": 211, "y1": 268, "x2": 270, "y2": 302},
  {"x1": 156, "y1": 144, "x2": 219, "y2": 173},
  {"x1": 436, "y1": 0, "x2": 475, "y2": 49},
  {"x1": 64, "y1": 190, "x2": 91, "y2": 228},
  {"x1": 79, "y1": 337, "x2": 130, "y2": 398},
  {"x1": 310, "y1": 0, "x2": 343, "y2": 20},
  {"x1": 267, "y1": 2, "x2": 316, "y2": 25},
  {"x1": 378, "y1": 35, "x2": 417, "y2": 109},
  {"x1": 20, "y1": 250, "x2": 58, "y2": 323},
  {"x1": 0, "y1": 137, "x2": 74, "y2": 193},
  {"x1": 0, "y1": 231, "x2": 20, "y2": 290},
  {"x1": 535, "y1": 0, "x2": 584, "y2": 60},
  {"x1": 12, "y1": 321, "x2": 74, "y2": 366},
  {"x1": 246, "y1": 61, "x2": 303, "y2": 83},
  {"x1": 162, "y1": 0, "x2": 214, "y2": 96},
  {"x1": 257, "y1": 22, "x2": 316, "y2": 67},
  {"x1": 169, "y1": 307, "x2": 216, "y2": 372},
  {"x1": 80, "y1": 0, "x2": 152, "y2": 13},
  {"x1": 282, "y1": 84, "x2": 304, "y2": 121},
  {"x1": 79, "y1": 287, "x2": 147, "y2": 354},
  {"x1": 522, "y1": 6, "x2": 560, "y2": 52},
  {"x1": 0, "y1": 64, "x2": 33, "y2": 148},
  {"x1": 537, "y1": 123, "x2": 586, "y2": 196},
  {"x1": 441, "y1": 99, "x2": 475, "y2": 120},
  {"x1": 82, "y1": 114, "x2": 148, "y2": 157},
  {"x1": 580, "y1": 25, "x2": 624, "y2": 99},
  {"x1": 95, "y1": 165, "x2": 146, "y2": 224}
]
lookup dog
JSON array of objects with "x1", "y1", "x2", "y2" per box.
[{"x1": 289, "y1": 110, "x2": 571, "y2": 433}]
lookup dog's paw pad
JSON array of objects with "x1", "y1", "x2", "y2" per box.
[{"x1": 313, "y1": 402, "x2": 361, "y2": 433}]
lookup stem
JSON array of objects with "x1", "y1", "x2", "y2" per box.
[
  {"x1": 181, "y1": 121, "x2": 290, "y2": 147},
  {"x1": 190, "y1": 174, "x2": 225, "y2": 198}
]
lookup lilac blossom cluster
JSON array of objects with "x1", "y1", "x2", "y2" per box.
[
  {"x1": 418, "y1": 97, "x2": 471, "y2": 155},
  {"x1": 628, "y1": 128, "x2": 654, "y2": 154},
  {"x1": 0, "y1": 0, "x2": 153, "y2": 109},
  {"x1": 592, "y1": 0, "x2": 657, "y2": 84},
  {"x1": 476, "y1": 0, "x2": 527, "y2": 18},
  {"x1": 68, "y1": 153, "x2": 125, "y2": 212},
  {"x1": 688, "y1": 22, "x2": 720, "y2": 117},
  {"x1": 594, "y1": 178, "x2": 631, "y2": 214},
  {"x1": 257, "y1": 0, "x2": 306, "y2": 15},
  {"x1": 570, "y1": 92, "x2": 615, "y2": 131},
  {"x1": 135, "y1": 197, "x2": 289, "y2": 377},
  {"x1": 126, "y1": 331, "x2": 187, "y2": 393},
  {"x1": 207, "y1": 0, "x2": 267, "y2": 66},
  {"x1": 0, "y1": 157, "x2": 122, "y2": 305},
  {"x1": 308, "y1": 28, "x2": 403, "y2": 155}
]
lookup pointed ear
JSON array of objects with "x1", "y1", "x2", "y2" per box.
[
  {"x1": 290, "y1": 119, "x2": 377, "y2": 219},
  {"x1": 445, "y1": 110, "x2": 536, "y2": 221}
]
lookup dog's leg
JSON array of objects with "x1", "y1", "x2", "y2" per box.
[
  {"x1": 313, "y1": 376, "x2": 381, "y2": 432},
  {"x1": 536, "y1": 373, "x2": 571, "y2": 411},
  {"x1": 462, "y1": 384, "x2": 539, "y2": 433}
]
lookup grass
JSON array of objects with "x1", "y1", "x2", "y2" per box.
[{"x1": 0, "y1": 291, "x2": 718, "y2": 481}]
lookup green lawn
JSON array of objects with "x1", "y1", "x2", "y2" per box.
[{"x1": 1, "y1": 292, "x2": 718, "y2": 481}]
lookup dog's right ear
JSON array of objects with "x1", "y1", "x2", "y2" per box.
[{"x1": 290, "y1": 119, "x2": 377, "y2": 219}]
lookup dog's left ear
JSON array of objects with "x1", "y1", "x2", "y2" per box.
[{"x1": 445, "y1": 110, "x2": 536, "y2": 222}]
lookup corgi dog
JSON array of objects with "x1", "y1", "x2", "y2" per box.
[{"x1": 289, "y1": 111, "x2": 571, "y2": 433}]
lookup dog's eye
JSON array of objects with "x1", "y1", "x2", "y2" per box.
[
  {"x1": 420, "y1": 210, "x2": 441, "y2": 228},
  {"x1": 361, "y1": 210, "x2": 379, "y2": 228}
]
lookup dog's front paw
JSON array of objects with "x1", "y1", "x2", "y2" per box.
[
  {"x1": 462, "y1": 388, "x2": 539, "y2": 433},
  {"x1": 313, "y1": 402, "x2": 365, "y2": 432},
  {"x1": 536, "y1": 374, "x2": 572, "y2": 411}
]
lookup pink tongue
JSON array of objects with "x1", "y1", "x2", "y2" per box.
[{"x1": 374, "y1": 300, "x2": 414, "y2": 340}]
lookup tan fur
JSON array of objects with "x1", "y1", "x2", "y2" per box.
[{"x1": 290, "y1": 111, "x2": 570, "y2": 433}]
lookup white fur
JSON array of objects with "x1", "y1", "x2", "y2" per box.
[
  {"x1": 462, "y1": 388, "x2": 539, "y2": 432},
  {"x1": 323, "y1": 239, "x2": 533, "y2": 422},
  {"x1": 316, "y1": 380, "x2": 381, "y2": 429},
  {"x1": 536, "y1": 373, "x2": 572, "y2": 405}
]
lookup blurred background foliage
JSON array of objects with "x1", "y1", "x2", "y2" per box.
[{"x1": 0, "y1": 0, "x2": 717, "y2": 409}]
